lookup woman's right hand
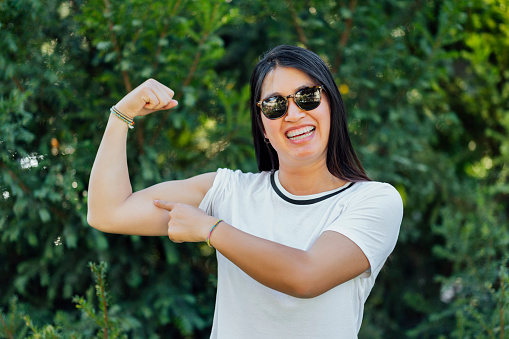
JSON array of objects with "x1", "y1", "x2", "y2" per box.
[{"x1": 114, "y1": 79, "x2": 178, "y2": 119}]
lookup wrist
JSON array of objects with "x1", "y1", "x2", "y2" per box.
[
  {"x1": 110, "y1": 106, "x2": 134, "y2": 129},
  {"x1": 206, "y1": 218, "x2": 223, "y2": 248},
  {"x1": 114, "y1": 102, "x2": 136, "y2": 120},
  {"x1": 108, "y1": 112, "x2": 129, "y2": 128}
]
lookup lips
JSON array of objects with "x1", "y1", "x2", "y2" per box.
[{"x1": 286, "y1": 126, "x2": 316, "y2": 140}]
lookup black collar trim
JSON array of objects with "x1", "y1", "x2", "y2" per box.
[{"x1": 270, "y1": 171, "x2": 355, "y2": 205}]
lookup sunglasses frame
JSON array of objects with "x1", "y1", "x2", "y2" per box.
[{"x1": 257, "y1": 85, "x2": 323, "y2": 120}]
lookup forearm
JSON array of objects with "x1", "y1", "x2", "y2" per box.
[
  {"x1": 87, "y1": 114, "x2": 133, "y2": 228},
  {"x1": 210, "y1": 222, "x2": 313, "y2": 298},
  {"x1": 154, "y1": 201, "x2": 370, "y2": 297}
]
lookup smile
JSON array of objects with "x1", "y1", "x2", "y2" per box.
[{"x1": 286, "y1": 126, "x2": 316, "y2": 140}]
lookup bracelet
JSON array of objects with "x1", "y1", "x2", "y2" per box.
[
  {"x1": 206, "y1": 219, "x2": 223, "y2": 248},
  {"x1": 110, "y1": 106, "x2": 135, "y2": 129}
]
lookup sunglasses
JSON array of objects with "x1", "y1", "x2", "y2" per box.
[{"x1": 257, "y1": 85, "x2": 323, "y2": 119}]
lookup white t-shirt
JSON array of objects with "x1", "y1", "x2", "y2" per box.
[{"x1": 199, "y1": 168, "x2": 403, "y2": 339}]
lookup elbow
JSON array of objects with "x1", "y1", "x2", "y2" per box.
[
  {"x1": 87, "y1": 206, "x2": 123, "y2": 234},
  {"x1": 87, "y1": 196, "x2": 114, "y2": 232},
  {"x1": 87, "y1": 211, "x2": 102, "y2": 231},
  {"x1": 285, "y1": 266, "x2": 324, "y2": 299},
  {"x1": 289, "y1": 281, "x2": 322, "y2": 299},
  {"x1": 87, "y1": 196, "x2": 100, "y2": 230},
  {"x1": 87, "y1": 207, "x2": 110, "y2": 232}
]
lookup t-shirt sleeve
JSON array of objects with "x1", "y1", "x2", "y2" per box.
[
  {"x1": 199, "y1": 168, "x2": 231, "y2": 216},
  {"x1": 324, "y1": 183, "x2": 403, "y2": 277}
]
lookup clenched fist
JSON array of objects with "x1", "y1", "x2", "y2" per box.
[{"x1": 115, "y1": 79, "x2": 178, "y2": 119}]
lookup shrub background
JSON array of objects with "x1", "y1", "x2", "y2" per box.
[{"x1": 1, "y1": 0, "x2": 508, "y2": 337}]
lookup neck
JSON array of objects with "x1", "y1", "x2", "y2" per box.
[{"x1": 277, "y1": 161, "x2": 348, "y2": 196}]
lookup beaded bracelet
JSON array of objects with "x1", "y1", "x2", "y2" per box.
[
  {"x1": 206, "y1": 219, "x2": 223, "y2": 248},
  {"x1": 110, "y1": 106, "x2": 135, "y2": 129}
]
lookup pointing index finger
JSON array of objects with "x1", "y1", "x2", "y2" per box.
[{"x1": 153, "y1": 199, "x2": 174, "y2": 211}]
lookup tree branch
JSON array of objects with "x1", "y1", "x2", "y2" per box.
[
  {"x1": 285, "y1": 0, "x2": 308, "y2": 47},
  {"x1": 152, "y1": 0, "x2": 183, "y2": 72},
  {"x1": 149, "y1": 3, "x2": 219, "y2": 145},
  {"x1": 332, "y1": 0, "x2": 357, "y2": 74},
  {"x1": 0, "y1": 311, "x2": 13, "y2": 339},
  {"x1": 501, "y1": 277, "x2": 505, "y2": 339},
  {"x1": 103, "y1": 0, "x2": 132, "y2": 93},
  {"x1": 12, "y1": 76, "x2": 25, "y2": 93},
  {"x1": 98, "y1": 272, "x2": 109, "y2": 339},
  {"x1": 103, "y1": 0, "x2": 147, "y2": 153}
]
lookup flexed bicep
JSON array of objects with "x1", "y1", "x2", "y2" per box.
[
  {"x1": 89, "y1": 172, "x2": 216, "y2": 236},
  {"x1": 87, "y1": 78, "x2": 209, "y2": 236}
]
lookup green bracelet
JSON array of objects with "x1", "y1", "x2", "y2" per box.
[{"x1": 206, "y1": 219, "x2": 223, "y2": 248}]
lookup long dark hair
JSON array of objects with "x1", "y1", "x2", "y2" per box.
[{"x1": 249, "y1": 45, "x2": 370, "y2": 182}]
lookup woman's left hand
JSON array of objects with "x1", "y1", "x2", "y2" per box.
[{"x1": 153, "y1": 200, "x2": 217, "y2": 243}]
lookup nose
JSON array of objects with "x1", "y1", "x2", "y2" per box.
[{"x1": 284, "y1": 97, "x2": 306, "y2": 122}]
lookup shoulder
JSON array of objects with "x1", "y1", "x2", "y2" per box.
[
  {"x1": 349, "y1": 181, "x2": 402, "y2": 200},
  {"x1": 345, "y1": 181, "x2": 404, "y2": 215},
  {"x1": 198, "y1": 169, "x2": 270, "y2": 212},
  {"x1": 214, "y1": 168, "x2": 270, "y2": 187},
  {"x1": 186, "y1": 171, "x2": 217, "y2": 196}
]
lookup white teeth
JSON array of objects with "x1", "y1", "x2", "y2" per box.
[
  {"x1": 286, "y1": 126, "x2": 315, "y2": 140},
  {"x1": 290, "y1": 131, "x2": 314, "y2": 140}
]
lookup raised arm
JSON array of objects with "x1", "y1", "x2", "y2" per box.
[{"x1": 87, "y1": 79, "x2": 216, "y2": 236}]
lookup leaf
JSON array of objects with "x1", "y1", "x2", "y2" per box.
[
  {"x1": 96, "y1": 41, "x2": 112, "y2": 50},
  {"x1": 39, "y1": 208, "x2": 51, "y2": 223}
]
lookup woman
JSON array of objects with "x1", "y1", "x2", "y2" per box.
[{"x1": 88, "y1": 45, "x2": 403, "y2": 338}]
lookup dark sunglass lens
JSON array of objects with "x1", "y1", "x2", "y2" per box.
[
  {"x1": 295, "y1": 87, "x2": 321, "y2": 110},
  {"x1": 262, "y1": 96, "x2": 287, "y2": 119}
]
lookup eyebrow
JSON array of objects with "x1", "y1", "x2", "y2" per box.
[{"x1": 262, "y1": 83, "x2": 317, "y2": 101}]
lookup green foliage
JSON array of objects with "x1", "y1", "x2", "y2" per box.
[
  {"x1": 0, "y1": 296, "x2": 28, "y2": 339},
  {"x1": 1, "y1": 0, "x2": 508, "y2": 337},
  {"x1": 453, "y1": 258, "x2": 509, "y2": 338},
  {"x1": 0, "y1": 0, "x2": 234, "y2": 336},
  {"x1": 1, "y1": 262, "x2": 133, "y2": 338},
  {"x1": 71, "y1": 262, "x2": 129, "y2": 339}
]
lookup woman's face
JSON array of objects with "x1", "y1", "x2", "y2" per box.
[{"x1": 260, "y1": 67, "x2": 331, "y2": 169}]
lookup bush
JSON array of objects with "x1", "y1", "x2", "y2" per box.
[{"x1": 1, "y1": 0, "x2": 507, "y2": 337}]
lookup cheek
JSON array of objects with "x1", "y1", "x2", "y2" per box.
[
  {"x1": 261, "y1": 115, "x2": 278, "y2": 138},
  {"x1": 325, "y1": 117, "x2": 331, "y2": 138},
  {"x1": 317, "y1": 112, "x2": 331, "y2": 141},
  {"x1": 265, "y1": 123, "x2": 282, "y2": 140}
]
